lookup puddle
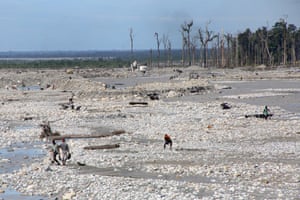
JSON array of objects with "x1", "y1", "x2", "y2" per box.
[
  {"x1": 0, "y1": 188, "x2": 47, "y2": 200},
  {"x1": 0, "y1": 142, "x2": 45, "y2": 174},
  {"x1": 0, "y1": 142, "x2": 48, "y2": 200},
  {"x1": 18, "y1": 85, "x2": 41, "y2": 91},
  {"x1": 13, "y1": 124, "x2": 36, "y2": 132}
]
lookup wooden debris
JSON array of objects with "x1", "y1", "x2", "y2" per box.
[
  {"x1": 50, "y1": 130, "x2": 126, "y2": 140},
  {"x1": 147, "y1": 93, "x2": 159, "y2": 100},
  {"x1": 245, "y1": 114, "x2": 273, "y2": 119},
  {"x1": 83, "y1": 144, "x2": 120, "y2": 150},
  {"x1": 129, "y1": 102, "x2": 148, "y2": 105},
  {"x1": 39, "y1": 121, "x2": 60, "y2": 139},
  {"x1": 77, "y1": 162, "x2": 86, "y2": 166},
  {"x1": 221, "y1": 103, "x2": 231, "y2": 109}
]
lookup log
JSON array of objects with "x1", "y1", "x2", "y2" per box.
[
  {"x1": 129, "y1": 102, "x2": 148, "y2": 105},
  {"x1": 50, "y1": 130, "x2": 126, "y2": 140},
  {"x1": 83, "y1": 144, "x2": 120, "y2": 150},
  {"x1": 245, "y1": 114, "x2": 273, "y2": 119}
]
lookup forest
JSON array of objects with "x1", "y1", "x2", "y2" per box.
[{"x1": 157, "y1": 18, "x2": 300, "y2": 68}]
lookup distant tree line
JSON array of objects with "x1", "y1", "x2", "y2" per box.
[
  {"x1": 0, "y1": 58, "x2": 128, "y2": 69},
  {"x1": 143, "y1": 18, "x2": 300, "y2": 68}
]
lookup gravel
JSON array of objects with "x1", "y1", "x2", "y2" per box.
[{"x1": 0, "y1": 67, "x2": 299, "y2": 199}]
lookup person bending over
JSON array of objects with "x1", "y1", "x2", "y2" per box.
[{"x1": 164, "y1": 134, "x2": 172, "y2": 150}]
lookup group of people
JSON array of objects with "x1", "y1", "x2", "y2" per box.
[{"x1": 50, "y1": 138, "x2": 71, "y2": 165}]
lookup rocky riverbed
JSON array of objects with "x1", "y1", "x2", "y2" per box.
[{"x1": 0, "y1": 66, "x2": 299, "y2": 199}]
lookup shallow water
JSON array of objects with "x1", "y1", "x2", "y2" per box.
[
  {"x1": 0, "y1": 142, "x2": 48, "y2": 200},
  {"x1": 18, "y1": 85, "x2": 41, "y2": 91},
  {"x1": 0, "y1": 142, "x2": 45, "y2": 174},
  {"x1": 178, "y1": 79, "x2": 300, "y2": 116},
  {"x1": 0, "y1": 188, "x2": 46, "y2": 200}
]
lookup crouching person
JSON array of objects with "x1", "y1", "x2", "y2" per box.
[
  {"x1": 164, "y1": 134, "x2": 172, "y2": 150},
  {"x1": 50, "y1": 140, "x2": 60, "y2": 165}
]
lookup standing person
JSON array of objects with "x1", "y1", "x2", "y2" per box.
[
  {"x1": 59, "y1": 138, "x2": 71, "y2": 165},
  {"x1": 164, "y1": 134, "x2": 172, "y2": 150},
  {"x1": 263, "y1": 105, "x2": 271, "y2": 119},
  {"x1": 50, "y1": 140, "x2": 60, "y2": 165}
]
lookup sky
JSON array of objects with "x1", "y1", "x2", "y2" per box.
[{"x1": 0, "y1": 0, "x2": 299, "y2": 51}]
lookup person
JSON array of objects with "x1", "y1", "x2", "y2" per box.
[
  {"x1": 59, "y1": 138, "x2": 71, "y2": 165},
  {"x1": 164, "y1": 134, "x2": 172, "y2": 150},
  {"x1": 263, "y1": 105, "x2": 271, "y2": 119},
  {"x1": 69, "y1": 98, "x2": 74, "y2": 109},
  {"x1": 50, "y1": 140, "x2": 60, "y2": 165}
]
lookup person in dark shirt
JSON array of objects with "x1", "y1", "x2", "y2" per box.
[
  {"x1": 164, "y1": 134, "x2": 172, "y2": 150},
  {"x1": 50, "y1": 140, "x2": 60, "y2": 165}
]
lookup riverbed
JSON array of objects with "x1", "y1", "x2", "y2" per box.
[{"x1": 0, "y1": 66, "x2": 299, "y2": 199}]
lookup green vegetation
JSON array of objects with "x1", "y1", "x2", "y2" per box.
[{"x1": 0, "y1": 58, "x2": 129, "y2": 69}]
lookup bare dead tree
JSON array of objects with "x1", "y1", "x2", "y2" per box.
[
  {"x1": 220, "y1": 32, "x2": 225, "y2": 67},
  {"x1": 154, "y1": 32, "x2": 161, "y2": 67},
  {"x1": 198, "y1": 21, "x2": 218, "y2": 67},
  {"x1": 130, "y1": 28, "x2": 134, "y2": 59},
  {"x1": 149, "y1": 49, "x2": 153, "y2": 68},
  {"x1": 167, "y1": 40, "x2": 172, "y2": 66},
  {"x1": 181, "y1": 20, "x2": 193, "y2": 66},
  {"x1": 258, "y1": 28, "x2": 273, "y2": 66},
  {"x1": 224, "y1": 33, "x2": 233, "y2": 67},
  {"x1": 282, "y1": 16, "x2": 288, "y2": 66},
  {"x1": 180, "y1": 30, "x2": 187, "y2": 66},
  {"x1": 235, "y1": 36, "x2": 239, "y2": 67},
  {"x1": 162, "y1": 34, "x2": 169, "y2": 67},
  {"x1": 191, "y1": 37, "x2": 197, "y2": 65}
]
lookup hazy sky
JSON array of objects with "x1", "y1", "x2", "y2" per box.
[{"x1": 0, "y1": 0, "x2": 299, "y2": 51}]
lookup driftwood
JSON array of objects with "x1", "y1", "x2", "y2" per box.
[
  {"x1": 83, "y1": 144, "x2": 120, "y2": 150},
  {"x1": 129, "y1": 102, "x2": 148, "y2": 105},
  {"x1": 220, "y1": 103, "x2": 231, "y2": 110},
  {"x1": 39, "y1": 121, "x2": 61, "y2": 139},
  {"x1": 50, "y1": 130, "x2": 126, "y2": 140},
  {"x1": 245, "y1": 114, "x2": 273, "y2": 119}
]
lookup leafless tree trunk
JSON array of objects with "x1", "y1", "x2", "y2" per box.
[
  {"x1": 154, "y1": 32, "x2": 161, "y2": 67},
  {"x1": 167, "y1": 40, "x2": 172, "y2": 66},
  {"x1": 181, "y1": 30, "x2": 187, "y2": 66},
  {"x1": 235, "y1": 36, "x2": 239, "y2": 67},
  {"x1": 258, "y1": 30, "x2": 273, "y2": 66},
  {"x1": 149, "y1": 49, "x2": 153, "y2": 68},
  {"x1": 282, "y1": 17, "x2": 288, "y2": 66},
  {"x1": 191, "y1": 37, "x2": 197, "y2": 65},
  {"x1": 291, "y1": 37, "x2": 296, "y2": 66},
  {"x1": 162, "y1": 34, "x2": 170, "y2": 67},
  {"x1": 129, "y1": 28, "x2": 134, "y2": 71},
  {"x1": 220, "y1": 32, "x2": 225, "y2": 67},
  {"x1": 181, "y1": 20, "x2": 193, "y2": 66},
  {"x1": 198, "y1": 21, "x2": 218, "y2": 68},
  {"x1": 225, "y1": 33, "x2": 233, "y2": 67}
]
